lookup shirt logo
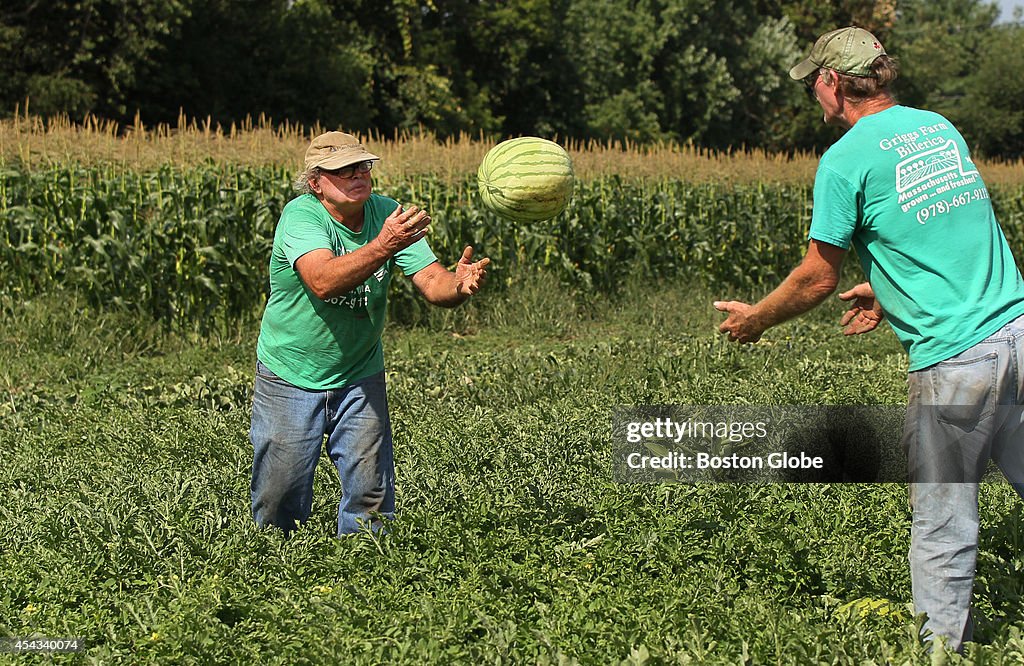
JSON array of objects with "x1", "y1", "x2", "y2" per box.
[{"x1": 895, "y1": 140, "x2": 978, "y2": 194}]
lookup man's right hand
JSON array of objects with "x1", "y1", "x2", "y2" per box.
[
  {"x1": 375, "y1": 204, "x2": 432, "y2": 255},
  {"x1": 838, "y1": 282, "x2": 884, "y2": 335}
]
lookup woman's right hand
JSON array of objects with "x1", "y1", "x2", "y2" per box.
[{"x1": 375, "y1": 204, "x2": 432, "y2": 255}]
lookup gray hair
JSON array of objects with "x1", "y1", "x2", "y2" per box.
[{"x1": 293, "y1": 166, "x2": 323, "y2": 195}]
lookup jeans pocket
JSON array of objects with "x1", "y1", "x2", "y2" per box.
[
  {"x1": 256, "y1": 360, "x2": 282, "y2": 381},
  {"x1": 928, "y1": 352, "x2": 998, "y2": 428}
]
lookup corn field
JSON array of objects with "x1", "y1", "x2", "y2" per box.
[{"x1": 3, "y1": 159, "x2": 1024, "y2": 333}]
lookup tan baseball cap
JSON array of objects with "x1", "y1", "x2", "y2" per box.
[
  {"x1": 303, "y1": 131, "x2": 380, "y2": 170},
  {"x1": 789, "y1": 27, "x2": 886, "y2": 80}
]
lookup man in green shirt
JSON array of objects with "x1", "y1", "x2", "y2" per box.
[
  {"x1": 715, "y1": 27, "x2": 1024, "y2": 652},
  {"x1": 251, "y1": 131, "x2": 489, "y2": 536}
]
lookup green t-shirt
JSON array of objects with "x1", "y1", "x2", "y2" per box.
[
  {"x1": 256, "y1": 193, "x2": 437, "y2": 390},
  {"x1": 809, "y1": 105, "x2": 1024, "y2": 371}
]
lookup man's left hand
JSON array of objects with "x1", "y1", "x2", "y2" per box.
[
  {"x1": 714, "y1": 300, "x2": 763, "y2": 343},
  {"x1": 838, "y1": 282, "x2": 883, "y2": 335},
  {"x1": 454, "y1": 246, "x2": 490, "y2": 297}
]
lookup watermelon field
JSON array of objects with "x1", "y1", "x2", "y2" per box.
[{"x1": 3, "y1": 118, "x2": 1024, "y2": 663}]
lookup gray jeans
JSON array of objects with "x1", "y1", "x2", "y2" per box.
[{"x1": 903, "y1": 314, "x2": 1024, "y2": 652}]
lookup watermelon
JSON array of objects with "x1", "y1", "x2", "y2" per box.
[{"x1": 477, "y1": 137, "x2": 574, "y2": 222}]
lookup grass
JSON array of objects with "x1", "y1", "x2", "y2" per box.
[{"x1": 2, "y1": 281, "x2": 1023, "y2": 664}]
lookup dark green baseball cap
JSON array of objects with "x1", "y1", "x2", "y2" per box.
[{"x1": 789, "y1": 27, "x2": 886, "y2": 80}]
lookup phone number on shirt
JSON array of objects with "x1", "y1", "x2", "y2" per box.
[{"x1": 916, "y1": 188, "x2": 990, "y2": 224}]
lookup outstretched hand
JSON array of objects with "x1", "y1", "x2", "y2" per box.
[
  {"x1": 838, "y1": 282, "x2": 883, "y2": 335},
  {"x1": 376, "y1": 204, "x2": 432, "y2": 255},
  {"x1": 454, "y1": 246, "x2": 490, "y2": 297},
  {"x1": 713, "y1": 300, "x2": 763, "y2": 343}
]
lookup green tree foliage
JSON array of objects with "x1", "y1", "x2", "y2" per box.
[
  {"x1": 413, "y1": 0, "x2": 577, "y2": 138},
  {"x1": 956, "y1": 24, "x2": 1024, "y2": 158},
  {"x1": 561, "y1": 0, "x2": 811, "y2": 149},
  {"x1": 320, "y1": 0, "x2": 484, "y2": 135},
  {"x1": 0, "y1": 0, "x2": 188, "y2": 118},
  {"x1": 780, "y1": 0, "x2": 896, "y2": 44},
  {"x1": 563, "y1": 0, "x2": 665, "y2": 143},
  {"x1": 126, "y1": 0, "x2": 376, "y2": 130},
  {"x1": 657, "y1": 1, "x2": 806, "y2": 149},
  {"x1": 886, "y1": 0, "x2": 999, "y2": 114},
  {"x1": 733, "y1": 16, "x2": 810, "y2": 150},
  {"x1": 2, "y1": 0, "x2": 1023, "y2": 158},
  {"x1": 883, "y1": 0, "x2": 1024, "y2": 157}
]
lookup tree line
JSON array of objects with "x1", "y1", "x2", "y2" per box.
[{"x1": 2, "y1": 0, "x2": 1022, "y2": 158}]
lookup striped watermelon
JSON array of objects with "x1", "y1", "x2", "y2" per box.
[{"x1": 477, "y1": 137, "x2": 574, "y2": 222}]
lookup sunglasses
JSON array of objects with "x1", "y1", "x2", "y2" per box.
[
  {"x1": 803, "y1": 69, "x2": 821, "y2": 98},
  {"x1": 324, "y1": 160, "x2": 374, "y2": 179}
]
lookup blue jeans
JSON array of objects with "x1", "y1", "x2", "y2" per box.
[
  {"x1": 249, "y1": 361, "x2": 395, "y2": 536},
  {"x1": 903, "y1": 315, "x2": 1024, "y2": 652}
]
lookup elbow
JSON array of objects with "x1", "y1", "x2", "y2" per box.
[
  {"x1": 308, "y1": 280, "x2": 332, "y2": 301},
  {"x1": 415, "y1": 273, "x2": 457, "y2": 307},
  {"x1": 296, "y1": 263, "x2": 332, "y2": 301},
  {"x1": 795, "y1": 267, "x2": 838, "y2": 302},
  {"x1": 307, "y1": 275, "x2": 343, "y2": 302},
  {"x1": 435, "y1": 296, "x2": 464, "y2": 309},
  {"x1": 306, "y1": 268, "x2": 362, "y2": 301},
  {"x1": 421, "y1": 290, "x2": 459, "y2": 308}
]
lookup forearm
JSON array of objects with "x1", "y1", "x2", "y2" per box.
[
  {"x1": 749, "y1": 263, "x2": 838, "y2": 331},
  {"x1": 305, "y1": 239, "x2": 391, "y2": 299},
  {"x1": 419, "y1": 270, "x2": 469, "y2": 308}
]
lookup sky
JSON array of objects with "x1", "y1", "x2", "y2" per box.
[{"x1": 995, "y1": 0, "x2": 1024, "y2": 22}]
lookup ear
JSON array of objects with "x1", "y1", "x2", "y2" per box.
[{"x1": 823, "y1": 69, "x2": 844, "y2": 103}]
